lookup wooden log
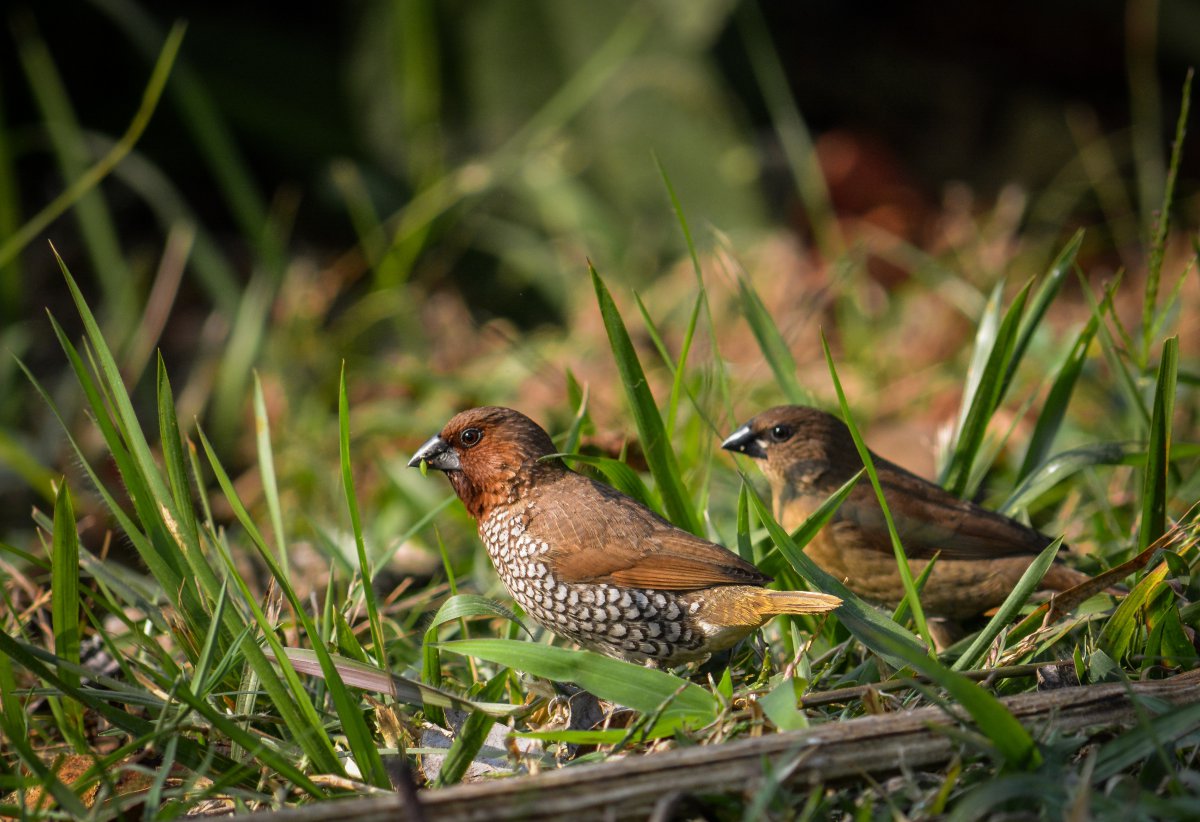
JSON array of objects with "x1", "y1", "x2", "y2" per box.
[{"x1": 262, "y1": 669, "x2": 1200, "y2": 821}]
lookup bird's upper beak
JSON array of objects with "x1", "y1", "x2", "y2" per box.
[
  {"x1": 408, "y1": 434, "x2": 462, "y2": 471},
  {"x1": 721, "y1": 424, "x2": 767, "y2": 459}
]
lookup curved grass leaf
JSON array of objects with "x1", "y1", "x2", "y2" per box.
[
  {"x1": 1099, "y1": 561, "x2": 1170, "y2": 662},
  {"x1": 742, "y1": 479, "x2": 928, "y2": 669},
  {"x1": 1017, "y1": 277, "x2": 1110, "y2": 482},
  {"x1": 422, "y1": 593, "x2": 528, "y2": 725},
  {"x1": 942, "y1": 279, "x2": 1031, "y2": 497},
  {"x1": 442, "y1": 638, "x2": 719, "y2": 729},
  {"x1": 1003, "y1": 442, "x2": 1143, "y2": 514},
  {"x1": 549, "y1": 451, "x2": 655, "y2": 510},
  {"x1": 734, "y1": 271, "x2": 811, "y2": 406},
  {"x1": 590, "y1": 265, "x2": 701, "y2": 535},
  {"x1": 1007, "y1": 230, "x2": 1081, "y2": 393},
  {"x1": 950, "y1": 538, "x2": 1062, "y2": 671},
  {"x1": 852, "y1": 619, "x2": 1042, "y2": 770}
]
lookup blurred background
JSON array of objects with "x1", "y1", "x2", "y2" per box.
[{"x1": 1, "y1": 0, "x2": 1197, "y2": 580}]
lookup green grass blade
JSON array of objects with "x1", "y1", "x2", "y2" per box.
[
  {"x1": 1079, "y1": 270, "x2": 1152, "y2": 430},
  {"x1": 195, "y1": 428, "x2": 358, "y2": 779},
  {"x1": 156, "y1": 355, "x2": 204, "y2": 579},
  {"x1": 0, "y1": 23, "x2": 183, "y2": 275},
  {"x1": 942, "y1": 280, "x2": 1031, "y2": 496},
  {"x1": 853, "y1": 619, "x2": 1042, "y2": 770},
  {"x1": 550, "y1": 452, "x2": 655, "y2": 510},
  {"x1": 432, "y1": 669, "x2": 509, "y2": 787},
  {"x1": 1142, "y1": 69, "x2": 1192, "y2": 360},
  {"x1": 54, "y1": 252, "x2": 220, "y2": 628},
  {"x1": 743, "y1": 481, "x2": 928, "y2": 669},
  {"x1": 759, "y1": 677, "x2": 808, "y2": 731},
  {"x1": 950, "y1": 538, "x2": 1062, "y2": 671},
  {"x1": 442, "y1": 639, "x2": 719, "y2": 729},
  {"x1": 423, "y1": 593, "x2": 528, "y2": 726},
  {"x1": 1099, "y1": 562, "x2": 1170, "y2": 662},
  {"x1": 1139, "y1": 337, "x2": 1177, "y2": 552},
  {"x1": 590, "y1": 265, "x2": 701, "y2": 535},
  {"x1": 1007, "y1": 231, "x2": 1081, "y2": 394},
  {"x1": 654, "y1": 155, "x2": 707, "y2": 437},
  {"x1": 339, "y1": 364, "x2": 387, "y2": 663},
  {"x1": 735, "y1": 271, "x2": 811, "y2": 405},
  {"x1": 1017, "y1": 321, "x2": 1102, "y2": 483},
  {"x1": 49, "y1": 480, "x2": 86, "y2": 749},
  {"x1": 1004, "y1": 442, "x2": 1144, "y2": 514},
  {"x1": 822, "y1": 332, "x2": 934, "y2": 650},
  {"x1": 254, "y1": 372, "x2": 290, "y2": 584}
]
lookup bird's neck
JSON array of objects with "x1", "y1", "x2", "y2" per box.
[{"x1": 451, "y1": 459, "x2": 564, "y2": 521}]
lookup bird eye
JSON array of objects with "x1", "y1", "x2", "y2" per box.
[
  {"x1": 459, "y1": 428, "x2": 483, "y2": 448},
  {"x1": 769, "y1": 424, "x2": 793, "y2": 442}
]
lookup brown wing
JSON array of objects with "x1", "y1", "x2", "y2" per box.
[
  {"x1": 834, "y1": 458, "x2": 1056, "y2": 559},
  {"x1": 528, "y1": 473, "x2": 770, "y2": 590}
]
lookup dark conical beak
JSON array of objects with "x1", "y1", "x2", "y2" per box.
[
  {"x1": 721, "y1": 423, "x2": 767, "y2": 459},
  {"x1": 408, "y1": 434, "x2": 461, "y2": 471}
]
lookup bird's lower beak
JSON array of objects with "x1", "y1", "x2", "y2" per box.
[
  {"x1": 408, "y1": 435, "x2": 462, "y2": 471},
  {"x1": 721, "y1": 424, "x2": 767, "y2": 459}
]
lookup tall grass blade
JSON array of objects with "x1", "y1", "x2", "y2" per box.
[
  {"x1": 590, "y1": 265, "x2": 701, "y2": 535},
  {"x1": 443, "y1": 639, "x2": 719, "y2": 729},
  {"x1": 1139, "y1": 337, "x2": 1177, "y2": 551},
  {"x1": 432, "y1": 670, "x2": 509, "y2": 787},
  {"x1": 0, "y1": 23, "x2": 184, "y2": 274},
  {"x1": 1142, "y1": 69, "x2": 1192, "y2": 360},
  {"x1": 254, "y1": 373, "x2": 290, "y2": 583},
  {"x1": 735, "y1": 272, "x2": 811, "y2": 405},
  {"x1": 822, "y1": 332, "x2": 934, "y2": 650},
  {"x1": 339, "y1": 364, "x2": 387, "y2": 662},
  {"x1": 743, "y1": 482, "x2": 927, "y2": 668},
  {"x1": 49, "y1": 481, "x2": 86, "y2": 749},
  {"x1": 551, "y1": 452, "x2": 655, "y2": 510},
  {"x1": 199, "y1": 425, "x2": 389, "y2": 785},
  {"x1": 950, "y1": 538, "x2": 1062, "y2": 671},
  {"x1": 655, "y1": 156, "x2": 711, "y2": 436},
  {"x1": 1007, "y1": 231, "x2": 1081, "y2": 393},
  {"x1": 942, "y1": 280, "x2": 1031, "y2": 497},
  {"x1": 1017, "y1": 310, "x2": 1105, "y2": 482}
]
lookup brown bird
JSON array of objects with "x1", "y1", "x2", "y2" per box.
[
  {"x1": 721, "y1": 406, "x2": 1090, "y2": 623},
  {"x1": 409, "y1": 406, "x2": 840, "y2": 664}
]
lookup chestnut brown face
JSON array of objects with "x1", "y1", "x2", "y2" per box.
[{"x1": 408, "y1": 406, "x2": 559, "y2": 517}]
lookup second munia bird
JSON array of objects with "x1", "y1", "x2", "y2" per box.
[
  {"x1": 410, "y1": 406, "x2": 840, "y2": 664},
  {"x1": 722, "y1": 405, "x2": 1091, "y2": 623}
]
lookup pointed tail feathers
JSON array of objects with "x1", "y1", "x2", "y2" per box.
[{"x1": 758, "y1": 589, "x2": 843, "y2": 616}]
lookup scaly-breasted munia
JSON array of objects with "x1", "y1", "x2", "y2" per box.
[
  {"x1": 409, "y1": 406, "x2": 840, "y2": 664},
  {"x1": 722, "y1": 405, "x2": 1090, "y2": 621}
]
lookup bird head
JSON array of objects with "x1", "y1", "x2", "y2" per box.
[
  {"x1": 721, "y1": 405, "x2": 852, "y2": 489},
  {"x1": 409, "y1": 406, "x2": 560, "y2": 519}
]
